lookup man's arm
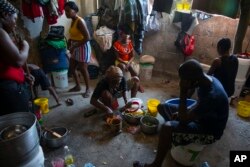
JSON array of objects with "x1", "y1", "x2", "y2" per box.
[
  {"x1": 207, "y1": 58, "x2": 220, "y2": 75},
  {"x1": 178, "y1": 80, "x2": 197, "y2": 123}
]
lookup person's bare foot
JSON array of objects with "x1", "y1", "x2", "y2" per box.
[
  {"x1": 56, "y1": 101, "x2": 62, "y2": 106},
  {"x1": 138, "y1": 85, "x2": 144, "y2": 93},
  {"x1": 82, "y1": 90, "x2": 91, "y2": 98},
  {"x1": 68, "y1": 85, "x2": 81, "y2": 92}
]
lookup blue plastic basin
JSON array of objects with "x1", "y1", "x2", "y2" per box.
[{"x1": 165, "y1": 98, "x2": 197, "y2": 109}]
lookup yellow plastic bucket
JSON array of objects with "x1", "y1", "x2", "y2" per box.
[
  {"x1": 237, "y1": 101, "x2": 250, "y2": 117},
  {"x1": 34, "y1": 98, "x2": 49, "y2": 114},
  {"x1": 147, "y1": 98, "x2": 160, "y2": 117}
]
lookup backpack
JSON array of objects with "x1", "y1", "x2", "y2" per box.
[
  {"x1": 46, "y1": 26, "x2": 65, "y2": 40},
  {"x1": 175, "y1": 31, "x2": 195, "y2": 57}
]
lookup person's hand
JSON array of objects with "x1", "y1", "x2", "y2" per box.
[
  {"x1": 19, "y1": 40, "x2": 29, "y2": 50},
  {"x1": 171, "y1": 112, "x2": 179, "y2": 120},
  {"x1": 25, "y1": 74, "x2": 35, "y2": 85},
  {"x1": 105, "y1": 106, "x2": 114, "y2": 117},
  {"x1": 179, "y1": 79, "x2": 195, "y2": 94}
]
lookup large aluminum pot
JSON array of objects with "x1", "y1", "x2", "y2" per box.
[{"x1": 0, "y1": 112, "x2": 40, "y2": 167}]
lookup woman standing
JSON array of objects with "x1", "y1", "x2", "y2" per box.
[
  {"x1": 0, "y1": 0, "x2": 31, "y2": 115},
  {"x1": 65, "y1": 1, "x2": 91, "y2": 98}
]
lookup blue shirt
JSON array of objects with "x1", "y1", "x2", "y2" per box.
[{"x1": 194, "y1": 76, "x2": 229, "y2": 139}]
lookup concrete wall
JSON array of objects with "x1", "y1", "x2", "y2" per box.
[
  {"x1": 142, "y1": 13, "x2": 250, "y2": 77},
  {"x1": 16, "y1": 0, "x2": 249, "y2": 76}
]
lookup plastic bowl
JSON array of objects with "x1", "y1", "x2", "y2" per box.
[
  {"x1": 140, "y1": 115, "x2": 159, "y2": 134},
  {"x1": 237, "y1": 101, "x2": 250, "y2": 117},
  {"x1": 165, "y1": 98, "x2": 197, "y2": 110}
]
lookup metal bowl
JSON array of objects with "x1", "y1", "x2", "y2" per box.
[
  {"x1": 43, "y1": 127, "x2": 69, "y2": 148},
  {"x1": 140, "y1": 116, "x2": 159, "y2": 134},
  {"x1": 0, "y1": 125, "x2": 28, "y2": 140},
  {"x1": 123, "y1": 113, "x2": 142, "y2": 125}
]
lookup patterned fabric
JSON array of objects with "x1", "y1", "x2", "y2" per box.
[
  {"x1": 70, "y1": 41, "x2": 91, "y2": 63},
  {"x1": 0, "y1": 0, "x2": 18, "y2": 16},
  {"x1": 172, "y1": 132, "x2": 216, "y2": 146}
]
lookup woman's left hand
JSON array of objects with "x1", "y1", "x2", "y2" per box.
[{"x1": 25, "y1": 74, "x2": 35, "y2": 85}]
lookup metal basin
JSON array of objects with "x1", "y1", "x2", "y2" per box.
[
  {"x1": 43, "y1": 127, "x2": 69, "y2": 148},
  {"x1": 140, "y1": 115, "x2": 159, "y2": 134}
]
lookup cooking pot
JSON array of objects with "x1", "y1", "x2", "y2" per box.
[
  {"x1": 0, "y1": 124, "x2": 28, "y2": 140},
  {"x1": 0, "y1": 112, "x2": 40, "y2": 167},
  {"x1": 42, "y1": 127, "x2": 69, "y2": 148}
]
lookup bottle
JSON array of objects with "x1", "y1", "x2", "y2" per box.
[
  {"x1": 64, "y1": 145, "x2": 75, "y2": 167},
  {"x1": 200, "y1": 162, "x2": 210, "y2": 167}
]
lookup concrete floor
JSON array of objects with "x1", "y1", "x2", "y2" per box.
[{"x1": 41, "y1": 75, "x2": 250, "y2": 167}]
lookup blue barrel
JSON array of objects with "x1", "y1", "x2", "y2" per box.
[{"x1": 40, "y1": 47, "x2": 69, "y2": 73}]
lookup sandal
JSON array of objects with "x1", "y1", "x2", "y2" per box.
[
  {"x1": 68, "y1": 85, "x2": 81, "y2": 92},
  {"x1": 65, "y1": 98, "x2": 74, "y2": 106},
  {"x1": 133, "y1": 161, "x2": 146, "y2": 167},
  {"x1": 82, "y1": 91, "x2": 91, "y2": 98}
]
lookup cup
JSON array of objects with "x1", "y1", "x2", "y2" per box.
[{"x1": 51, "y1": 157, "x2": 64, "y2": 167}]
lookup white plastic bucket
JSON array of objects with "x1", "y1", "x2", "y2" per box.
[
  {"x1": 171, "y1": 143, "x2": 206, "y2": 166},
  {"x1": 234, "y1": 78, "x2": 246, "y2": 97},
  {"x1": 91, "y1": 16, "x2": 99, "y2": 30},
  {"x1": 139, "y1": 63, "x2": 154, "y2": 81},
  {"x1": 236, "y1": 58, "x2": 250, "y2": 80},
  {"x1": 52, "y1": 70, "x2": 68, "y2": 88}
]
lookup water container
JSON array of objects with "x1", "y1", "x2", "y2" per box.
[
  {"x1": 236, "y1": 58, "x2": 250, "y2": 80},
  {"x1": 234, "y1": 78, "x2": 246, "y2": 97},
  {"x1": 147, "y1": 98, "x2": 160, "y2": 117},
  {"x1": 34, "y1": 98, "x2": 49, "y2": 114},
  {"x1": 52, "y1": 70, "x2": 68, "y2": 88},
  {"x1": 237, "y1": 101, "x2": 250, "y2": 117},
  {"x1": 171, "y1": 143, "x2": 206, "y2": 166},
  {"x1": 139, "y1": 63, "x2": 154, "y2": 81}
]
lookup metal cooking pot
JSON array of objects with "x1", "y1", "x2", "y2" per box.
[
  {"x1": 0, "y1": 124, "x2": 28, "y2": 140},
  {"x1": 43, "y1": 127, "x2": 69, "y2": 148},
  {"x1": 0, "y1": 112, "x2": 40, "y2": 167},
  {"x1": 140, "y1": 115, "x2": 159, "y2": 134}
]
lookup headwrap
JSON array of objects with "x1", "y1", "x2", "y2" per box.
[
  {"x1": 105, "y1": 65, "x2": 123, "y2": 79},
  {"x1": 0, "y1": 0, "x2": 18, "y2": 17}
]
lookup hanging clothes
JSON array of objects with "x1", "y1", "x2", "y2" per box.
[
  {"x1": 153, "y1": 0, "x2": 173, "y2": 14},
  {"x1": 21, "y1": 0, "x2": 43, "y2": 22}
]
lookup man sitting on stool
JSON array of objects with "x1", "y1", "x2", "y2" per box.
[{"x1": 133, "y1": 59, "x2": 229, "y2": 167}]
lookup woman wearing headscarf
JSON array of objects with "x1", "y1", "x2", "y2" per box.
[
  {"x1": 0, "y1": 0, "x2": 31, "y2": 115},
  {"x1": 64, "y1": 1, "x2": 92, "y2": 98},
  {"x1": 90, "y1": 66, "x2": 128, "y2": 117}
]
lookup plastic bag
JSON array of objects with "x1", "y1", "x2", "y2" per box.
[
  {"x1": 146, "y1": 11, "x2": 161, "y2": 31},
  {"x1": 93, "y1": 26, "x2": 115, "y2": 52}
]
